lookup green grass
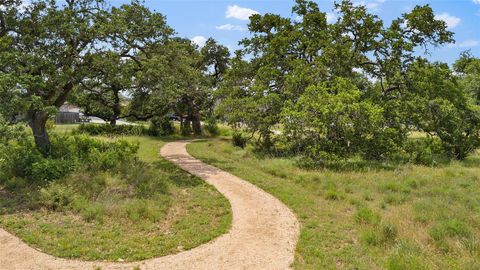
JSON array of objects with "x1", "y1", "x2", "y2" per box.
[
  {"x1": 187, "y1": 139, "x2": 480, "y2": 270},
  {"x1": 0, "y1": 131, "x2": 231, "y2": 261}
]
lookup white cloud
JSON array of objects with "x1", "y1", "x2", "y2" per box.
[
  {"x1": 448, "y1": 40, "x2": 480, "y2": 48},
  {"x1": 226, "y1": 5, "x2": 258, "y2": 20},
  {"x1": 354, "y1": 0, "x2": 386, "y2": 11},
  {"x1": 473, "y1": 0, "x2": 480, "y2": 4},
  {"x1": 326, "y1": 12, "x2": 337, "y2": 23},
  {"x1": 191, "y1": 36, "x2": 207, "y2": 47},
  {"x1": 216, "y1": 24, "x2": 245, "y2": 31},
  {"x1": 435, "y1": 13, "x2": 461, "y2": 29}
]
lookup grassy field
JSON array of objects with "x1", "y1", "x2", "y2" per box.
[
  {"x1": 0, "y1": 128, "x2": 231, "y2": 261},
  {"x1": 188, "y1": 139, "x2": 480, "y2": 270}
]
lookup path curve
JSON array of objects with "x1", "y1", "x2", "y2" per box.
[{"x1": 0, "y1": 140, "x2": 300, "y2": 270}]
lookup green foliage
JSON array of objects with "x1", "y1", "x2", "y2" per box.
[
  {"x1": 405, "y1": 60, "x2": 480, "y2": 159},
  {"x1": 455, "y1": 51, "x2": 480, "y2": 103},
  {"x1": 31, "y1": 159, "x2": 74, "y2": 182},
  {"x1": 283, "y1": 77, "x2": 386, "y2": 160},
  {"x1": 403, "y1": 138, "x2": 448, "y2": 166},
  {"x1": 205, "y1": 117, "x2": 219, "y2": 136},
  {"x1": 39, "y1": 182, "x2": 76, "y2": 211},
  {"x1": 217, "y1": 0, "x2": 480, "y2": 164},
  {"x1": 0, "y1": 128, "x2": 138, "y2": 186},
  {"x1": 76, "y1": 124, "x2": 147, "y2": 136},
  {"x1": 232, "y1": 132, "x2": 248, "y2": 148},
  {"x1": 148, "y1": 116, "x2": 175, "y2": 136},
  {"x1": 0, "y1": 0, "x2": 109, "y2": 151}
]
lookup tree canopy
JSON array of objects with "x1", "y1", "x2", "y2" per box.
[
  {"x1": 218, "y1": 0, "x2": 480, "y2": 162},
  {"x1": 1, "y1": 0, "x2": 480, "y2": 163}
]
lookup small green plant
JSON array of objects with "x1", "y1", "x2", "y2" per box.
[
  {"x1": 354, "y1": 207, "x2": 381, "y2": 225},
  {"x1": 361, "y1": 229, "x2": 380, "y2": 246},
  {"x1": 325, "y1": 189, "x2": 340, "y2": 200},
  {"x1": 381, "y1": 223, "x2": 398, "y2": 243}
]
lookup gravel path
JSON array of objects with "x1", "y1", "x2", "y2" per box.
[{"x1": 0, "y1": 140, "x2": 300, "y2": 270}]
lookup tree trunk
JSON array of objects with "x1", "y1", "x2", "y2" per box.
[
  {"x1": 29, "y1": 111, "x2": 51, "y2": 156},
  {"x1": 110, "y1": 117, "x2": 117, "y2": 126},
  {"x1": 180, "y1": 116, "x2": 192, "y2": 136},
  {"x1": 192, "y1": 110, "x2": 202, "y2": 136},
  {"x1": 111, "y1": 88, "x2": 120, "y2": 127}
]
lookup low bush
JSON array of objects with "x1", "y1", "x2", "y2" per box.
[
  {"x1": 31, "y1": 159, "x2": 74, "y2": 182},
  {"x1": 0, "y1": 127, "x2": 138, "y2": 187},
  {"x1": 148, "y1": 116, "x2": 175, "y2": 136},
  {"x1": 76, "y1": 124, "x2": 147, "y2": 136},
  {"x1": 232, "y1": 132, "x2": 248, "y2": 148},
  {"x1": 403, "y1": 138, "x2": 449, "y2": 166},
  {"x1": 205, "y1": 117, "x2": 219, "y2": 136},
  {"x1": 39, "y1": 182, "x2": 76, "y2": 210}
]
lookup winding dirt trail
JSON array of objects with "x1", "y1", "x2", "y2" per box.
[{"x1": 0, "y1": 141, "x2": 300, "y2": 270}]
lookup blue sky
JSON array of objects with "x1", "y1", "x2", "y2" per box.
[{"x1": 112, "y1": 0, "x2": 480, "y2": 64}]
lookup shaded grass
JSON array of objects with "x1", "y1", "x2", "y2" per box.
[
  {"x1": 188, "y1": 139, "x2": 480, "y2": 270},
  {"x1": 0, "y1": 134, "x2": 231, "y2": 261}
]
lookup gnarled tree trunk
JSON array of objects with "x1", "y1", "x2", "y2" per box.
[{"x1": 28, "y1": 110, "x2": 50, "y2": 156}]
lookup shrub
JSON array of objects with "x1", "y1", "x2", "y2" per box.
[
  {"x1": 232, "y1": 132, "x2": 248, "y2": 148},
  {"x1": 205, "y1": 117, "x2": 218, "y2": 136},
  {"x1": 30, "y1": 159, "x2": 74, "y2": 182},
  {"x1": 4, "y1": 177, "x2": 27, "y2": 190},
  {"x1": 76, "y1": 124, "x2": 147, "y2": 136},
  {"x1": 404, "y1": 138, "x2": 448, "y2": 166},
  {"x1": 148, "y1": 116, "x2": 174, "y2": 136},
  {"x1": 39, "y1": 182, "x2": 75, "y2": 210},
  {"x1": 1, "y1": 132, "x2": 138, "y2": 184}
]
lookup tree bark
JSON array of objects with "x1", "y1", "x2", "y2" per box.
[
  {"x1": 110, "y1": 87, "x2": 120, "y2": 127},
  {"x1": 192, "y1": 110, "x2": 202, "y2": 136},
  {"x1": 28, "y1": 111, "x2": 51, "y2": 156},
  {"x1": 109, "y1": 117, "x2": 117, "y2": 126}
]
